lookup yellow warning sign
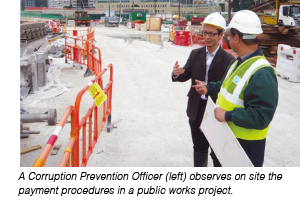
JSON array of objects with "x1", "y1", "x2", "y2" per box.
[{"x1": 88, "y1": 83, "x2": 107, "y2": 108}]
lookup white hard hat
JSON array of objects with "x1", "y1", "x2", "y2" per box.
[
  {"x1": 227, "y1": 10, "x2": 263, "y2": 38},
  {"x1": 202, "y1": 12, "x2": 226, "y2": 31}
]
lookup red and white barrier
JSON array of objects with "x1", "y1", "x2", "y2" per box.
[{"x1": 276, "y1": 44, "x2": 300, "y2": 83}]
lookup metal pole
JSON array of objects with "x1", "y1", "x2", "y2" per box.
[
  {"x1": 20, "y1": 109, "x2": 57, "y2": 126},
  {"x1": 228, "y1": 0, "x2": 231, "y2": 21},
  {"x1": 169, "y1": 0, "x2": 171, "y2": 13},
  {"x1": 186, "y1": 0, "x2": 187, "y2": 16},
  {"x1": 132, "y1": 1, "x2": 134, "y2": 13},
  {"x1": 179, "y1": 0, "x2": 181, "y2": 19},
  {"x1": 193, "y1": 0, "x2": 194, "y2": 16},
  {"x1": 119, "y1": 0, "x2": 121, "y2": 21},
  {"x1": 154, "y1": 0, "x2": 156, "y2": 16},
  {"x1": 109, "y1": 0, "x2": 111, "y2": 17}
]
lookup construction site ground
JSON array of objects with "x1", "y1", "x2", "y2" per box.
[{"x1": 19, "y1": 25, "x2": 300, "y2": 167}]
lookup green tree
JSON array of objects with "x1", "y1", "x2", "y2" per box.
[
  {"x1": 231, "y1": 0, "x2": 253, "y2": 12},
  {"x1": 240, "y1": 0, "x2": 252, "y2": 10},
  {"x1": 231, "y1": 0, "x2": 240, "y2": 12}
]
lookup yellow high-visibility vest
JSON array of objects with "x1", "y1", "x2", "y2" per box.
[{"x1": 216, "y1": 56, "x2": 276, "y2": 140}]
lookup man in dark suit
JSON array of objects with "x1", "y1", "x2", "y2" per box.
[{"x1": 172, "y1": 13, "x2": 235, "y2": 167}]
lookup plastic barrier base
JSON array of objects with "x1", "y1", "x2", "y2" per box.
[{"x1": 276, "y1": 44, "x2": 300, "y2": 83}]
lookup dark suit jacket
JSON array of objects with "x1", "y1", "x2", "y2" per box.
[{"x1": 172, "y1": 46, "x2": 235, "y2": 122}]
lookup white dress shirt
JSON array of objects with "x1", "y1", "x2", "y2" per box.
[
  {"x1": 172, "y1": 45, "x2": 221, "y2": 100},
  {"x1": 201, "y1": 45, "x2": 220, "y2": 100}
]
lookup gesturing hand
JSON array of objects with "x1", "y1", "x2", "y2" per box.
[
  {"x1": 173, "y1": 61, "x2": 185, "y2": 76},
  {"x1": 192, "y1": 79, "x2": 207, "y2": 95}
]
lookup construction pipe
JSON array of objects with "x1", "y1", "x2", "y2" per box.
[
  {"x1": 20, "y1": 109, "x2": 57, "y2": 126},
  {"x1": 21, "y1": 133, "x2": 30, "y2": 138}
]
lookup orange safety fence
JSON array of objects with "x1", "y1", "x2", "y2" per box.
[
  {"x1": 33, "y1": 26, "x2": 113, "y2": 167},
  {"x1": 33, "y1": 64, "x2": 113, "y2": 167},
  {"x1": 32, "y1": 106, "x2": 76, "y2": 167},
  {"x1": 65, "y1": 37, "x2": 88, "y2": 66},
  {"x1": 64, "y1": 27, "x2": 101, "y2": 76},
  {"x1": 64, "y1": 27, "x2": 93, "y2": 39}
]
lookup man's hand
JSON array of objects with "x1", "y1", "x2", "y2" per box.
[
  {"x1": 214, "y1": 107, "x2": 226, "y2": 122},
  {"x1": 192, "y1": 79, "x2": 207, "y2": 95},
  {"x1": 173, "y1": 61, "x2": 185, "y2": 76}
]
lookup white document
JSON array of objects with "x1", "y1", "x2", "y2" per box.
[{"x1": 200, "y1": 97, "x2": 253, "y2": 167}]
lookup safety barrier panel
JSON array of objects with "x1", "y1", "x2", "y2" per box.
[
  {"x1": 64, "y1": 27, "x2": 100, "y2": 76},
  {"x1": 32, "y1": 106, "x2": 76, "y2": 167},
  {"x1": 33, "y1": 65, "x2": 113, "y2": 167},
  {"x1": 276, "y1": 44, "x2": 300, "y2": 82},
  {"x1": 64, "y1": 27, "x2": 94, "y2": 40},
  {"x1": 33, "y1": 26, "x2": 113, "y2": 167},
  {"x1": 174, "y1": 30, "x2": 191, "y2": 46},
  {"x1": 45, "y1": 20, "x2": 61, "y2": 33},
  {"x1": 161, "y1": 24, "x2": 172, "y2": 32},
  {"x1": 65, "y1": 37, "x2": 88, "y2": 66}
]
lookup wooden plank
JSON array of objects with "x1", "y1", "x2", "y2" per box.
[
  {"x1": 21, "y1": 145, "x2": 42, "y2": 155},
  {"x1": 200, "y1": 97, "x2": 253, "y2": 167},
  {"x1": 262, "y1": 25, "x2": 300, "y2": 35},
  {"x1": 258, "y1": 34, "x2": 300, "y2": 47},
  {"x1": 47, "y1": 35, "x2": 62, "y2": 44}
]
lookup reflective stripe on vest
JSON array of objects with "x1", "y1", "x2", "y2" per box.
[{"x1": 216, "y1": 56, "x2": 274, "y2": 140}]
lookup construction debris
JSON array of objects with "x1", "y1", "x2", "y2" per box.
[
  {"x1": 20, "y1": 22, "x2": 48, "y2": 42},
  {"x1": 20, "y1": 133, "x2": 30, "y2": 139},
  {"x1": 21, "y1": 145, "x2": 42, "y2": 155},
  {"x1": 20, "y1": 109, "x2": 57, "y2": 126},
  {"x1": 20, "y1": 105, "x2": 29, "y2": 114},
  {"x1": 51, "y1": 145, "x2": 62, "y2": 155},
  {"x1": 258, "y1": 25, "x2": 300, "y2": 57},
  {"x1": 20, "y1": 122, "x2": 41, "y2": 139}
]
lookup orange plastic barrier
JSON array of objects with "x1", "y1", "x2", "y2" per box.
[
  {"x1": 33, "y1": 64, "x2": 113, "y2": 167},
  {"x1": 33, "y1": 26, "x2": 113, "y2": 167},
  {"x1": 64, "y1": 27, "x2": 101, "y2": 76},
  {"x1": 219, "y1": 37, "x2": 237, "y2": 57},
  {"x1": 191, "y1": 34, "x2": 204, "y2": 45},
  {"x1": 174, "y1": 30, "x2": 191, "y2": 46},
  {"x1": 32, "y1": 106, "x2": 76, "y2": 167},
  {"x1": 65, "y1": 27, "x2": 91, "y2": 37},
  {"x1": 60, "y1": 65, "x2": 113, "y2": 167}
]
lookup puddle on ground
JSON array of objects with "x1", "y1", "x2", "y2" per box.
[{"x1": 107, "y1": 34, "x2": 170, "y2": 48}]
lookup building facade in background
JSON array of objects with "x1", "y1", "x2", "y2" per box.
[
  {"x1": 48, "y1": 0, "x2": 72, "y2": 8},
  {"x1": 22, "y1": 0, "x2": 50, "y2": 7},
  {"x1": 71, "y1": 0, "x2": 96, "y2": 8},
  {"x1": 37, "y1": 0, "x2": 48, "y2": 6},
  {"x1": 95, "y1": 0, "x2": 227, "y2": 16},
  {"x1": 22, "y1": 0, "x2": 37, "y2": 7}
]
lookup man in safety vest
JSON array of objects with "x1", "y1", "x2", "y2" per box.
[
  {"x1": 172, "y1": 13, "x2": 235, "y2": 167},
  {"x1": 194, "y1": 10, "x2": 279, "y2": 167}
]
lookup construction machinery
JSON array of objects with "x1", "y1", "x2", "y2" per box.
[
  {"x1": 74, "y1": 0, "x2": 92, "y2": 26},
  {"x1": 244, "y1": 0, "x2": 300, "y2": 57},
  {"x1": 262, "y1": 2, "x2": 299, "y2": 27},
  {"x1": 249, "y1": 0, "x2": 300, "y2": 28}
]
